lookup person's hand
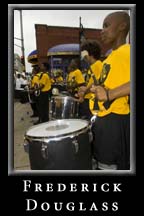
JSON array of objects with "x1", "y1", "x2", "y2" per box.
[
  {"x1": 90, "y1": 84, "x2": 97, "y2": 94},
  {"x1": 79, "y1": 86, "x2": 87, "y2": 92},
  {"x1": 90, "y1": 85, "x2": 108, "y2": 102},
  {"x1": 24, "y1": 85, "x2": 29, "y2": 91},
  {"x1": 76, "y1": 88, "x2": 85, "y2": 103}
]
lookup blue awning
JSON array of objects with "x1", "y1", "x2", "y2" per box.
[{"x1": 47, "y1": 44, "x2": 80, "y2": 56}]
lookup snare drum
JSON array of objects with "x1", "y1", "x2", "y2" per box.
[
  {"x1": 24, "y1": 119, "x2": 92, "y2": 170},
  {"x1": 49, "y1": 96, "x2": 79, "y2": 119}
]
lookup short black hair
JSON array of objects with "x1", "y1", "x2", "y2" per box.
[{"x1": 81, "y1": 40, "x2": 101, "y2": 60}]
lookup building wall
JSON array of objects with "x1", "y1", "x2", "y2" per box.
[{"x1": 35, "y1": 24, "x2": 110, "y2": 65}]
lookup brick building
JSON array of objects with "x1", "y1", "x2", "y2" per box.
[{"x1": 34, "y1": 24, "x2": 110, "y2": 65}]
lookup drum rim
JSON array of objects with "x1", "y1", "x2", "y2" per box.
[
  {"x1": 51, "y1": 95, "x2": 78, "y2": 101},
  {"x1": 25, "y1": 119, "x2": 90, "y2": 140}
]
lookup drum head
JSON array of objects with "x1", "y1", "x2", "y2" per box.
[{"x1": 25, "y1": 119, "x2": 89, "y2": 138}]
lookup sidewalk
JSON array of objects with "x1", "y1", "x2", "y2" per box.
[{"x1": 14, "y1": 100, "x2": 38, "y2": 170}]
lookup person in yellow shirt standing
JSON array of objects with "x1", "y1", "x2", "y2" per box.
[
  {"x1": 28, "y1": 66, "x2": 39, "y2": 118},
  {"x1": 66, "y1": 58, "x2": 85, "y2": 97},
  {"x1": 28, "y1": 65, "x2": 42, "y2": 124},
  {"x1": 90, "y1": 11, "x2": 130, "y2": 170},
  {"x1": 78, "y1": 40, "x2": 103, "y2": 120},
  {"x1": 53, "y1": 69, "x2": 64, "y2": 84},
  {"x1": 35, "y1": 62, "x2": 52, "y2": 123}
]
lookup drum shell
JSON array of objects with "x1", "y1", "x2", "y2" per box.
[
  {"x1": 50, "y1": 96, "x2": 79, "y2": 119},
  {"x1": 26, "y1": 127, "x2": 92, "y2": 170}
]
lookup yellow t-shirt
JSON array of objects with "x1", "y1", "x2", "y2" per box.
[
  {"x1": 67, "y1": 69, "x2": 85, "y2": 84},
  {"x1": 55, "y1": 76, "x2": 63, "y2": 82},
  {"x1": 97, "y1": 44, "x2": 130, "y2": 117},
  {"x1": 39, "y1": 72, "x2": 51, "y2": 92},
  {"x1": 84, "y1": 60, "x2": 103, "y2": 99},
  {"x1": 51, "y1": 78, "x2": 55, "y2": 84},
  {"x1": 31, "y1": 72, "x2": 42, "y2": 87},
  {"x1": 67, "y1": 69, "x2": 85, "y2": 92}
]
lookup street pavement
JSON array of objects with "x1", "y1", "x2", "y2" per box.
[{"x1": 14, "y1": 100, "x2": 38, "y2": 170}]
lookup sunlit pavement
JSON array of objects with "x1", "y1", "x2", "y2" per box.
[{"x1": 13, "y1": 101, "x2": 38, "y2": 170}]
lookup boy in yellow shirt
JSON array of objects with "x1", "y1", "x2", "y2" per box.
[{"x1": 90, "y1": 11, "x2": 130, "y2": 170}]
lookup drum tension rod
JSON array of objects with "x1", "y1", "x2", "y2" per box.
[
  {"x1": 41, "y1": 142, "x2": 48, "y2": 159},
  {"x1": 72, "y1": 136, "x2": 79, "y2": 154}
]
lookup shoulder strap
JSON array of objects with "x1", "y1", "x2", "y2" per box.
[
  {"x1": 35, "y1": 74, "x2": 40, "y2": 78},
  {"x1": 89, "y1": 65, "x2": 99, "y2": 85},
  {"x1": 99, "y1": 63, "x2": 111, "y2": 85},
  {"x1": 39, "y1": 72, "x2": 49, "y2": 80}
]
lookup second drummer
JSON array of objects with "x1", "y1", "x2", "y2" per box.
[{"x1": 66, "y1": 58, "x2": 85, "y2": 97}]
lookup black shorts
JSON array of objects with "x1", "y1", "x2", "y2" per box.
[{"x1": 92, "y1": 113, "x2": 130, "y2": 170}]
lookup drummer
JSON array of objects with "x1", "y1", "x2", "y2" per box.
[
  {"x1": 53, "y1": 69, "x2": 64, "y2": 84},
  {"x1": 66, "y1": 58, "x2": 85, "y2": 97},
  {"x1": 28, "y1": 65, "x2": 42, "y2": 123},
  {"x1": 29, "y1": 63, "x2": 52, "y2": 124},
  {"x1": 27, "y1": 66, "x2": 39, "y2": 118},
  {"x1": 77, "y1": 40, "x2": 103, "y2": 120},
  {"x1": 36, "y1": 62, "x2": 52, "y2": 123}
]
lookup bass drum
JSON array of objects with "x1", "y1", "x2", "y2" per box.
[
  {"x1": 24, "y1": 119, "x2": 92, "y2": 170},
  {"x1": 49, "y1": 96, "x2": 79, "y2": 119}
]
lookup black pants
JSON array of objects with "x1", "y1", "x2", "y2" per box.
[
  {"x1": 92, "y1": 113, "x2": 130, "y2": 170},
  {"x1": 29, "y1": 93, "x2": 38, "y2": 116},
  {"x1": 30, "y1": 102, "x2": 38, "y2": 116},
  {"x1": 37, "y1": 91, "x2": 50, "y2": 123}
]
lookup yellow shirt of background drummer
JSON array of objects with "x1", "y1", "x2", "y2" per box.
[
  {"x1": 67, "y1": 69, "x2": 85, "y2": 84},
  {"x1": 55, "y1": 76, "x2": 63, "y2": 82},
  {"x1": 97, "y1": 44, "x2": 130, "y2": 117},
  {"x1": 85, "y1": 60, "x2": 103, "y2": 100},
  {"x1": 39, "y1": 72, "x2": 52, "y2": 92},
  {"x1": 31, "y1": 72, "x2": 42, "y2": 87}
]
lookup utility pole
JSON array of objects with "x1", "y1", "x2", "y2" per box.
[{"x1": 19, "y1": 9, "x2": 26, "y2": 72}]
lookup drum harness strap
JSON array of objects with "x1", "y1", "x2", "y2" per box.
[
  {"x1": 39, "y1": 71, "x2": 49, "y2": 80},
  {"x1": 34, "y1": 72, "x2": 50, "y2": 96},
  {"x1": 88, "y1": 64, "x2": 115, "y2": 110}
]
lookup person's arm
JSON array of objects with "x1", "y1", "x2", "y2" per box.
[
  {"x1": 90, "y1": 82, "x2": 130, "y2": 102},
  {"x1": 108, "y1": 82, "x2": 130, "y2": 101}
]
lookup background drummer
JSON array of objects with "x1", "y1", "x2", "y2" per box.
[
  {"x1": 28, "y1": 65, "x2": 42, "y2": 124},
  {"x1": 29, "y1": 63, "x2": 52, "y2": 124},
  {"x1": 27, "y1": 66, "x2": 39, "y2": 118},
  {"x1": 36, "y1": 62, "x2": 52, "y2": 124},
  {"x1": 77, "y1": 40, "x2": 103, "y2": 120},
  {"x1": 66, "y1": 58, "x2": 85, "y2": 97},
  {"x1": 53, "y1": 69, "x2": 64, "y2": 84}
]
